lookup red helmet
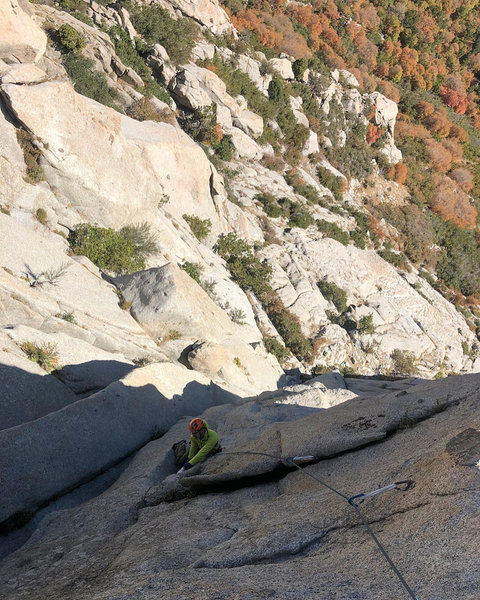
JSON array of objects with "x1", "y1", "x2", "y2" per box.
[{"x1": 189, "y1": 418, "x2": 204, "y2": 433}]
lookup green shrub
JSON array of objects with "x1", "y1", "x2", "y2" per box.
[
  {"x1": 35, "y1": 208, "x2": 48, "y2": 225},
  {"x1": 16, "y1": 129, "x2": 45, "y2": 184},
  {"x1": 183, "y1": 214, "x2": 212, "y2": 241},
  {"x1": 292, "y1": 58, "x2": 309, "y2": 81},
  {"x1": 180, "y1": 261, "x2": 202, "y2": 283},
  {"x1": 268, "y1": 78, "x2": 285, "y2": 104},
  {"x1": 128, "y1": 5, "x2": 198, "y2": 64},
  {"x1": 213, "y1": 134, "x2": 234, "y2": 161},
  {"x1": 108, "y1": 25, "x2": 151, "y2": 81},
  {"x1": 68, "y1": 223, "x2": 146, "y2": 274},
  {"x1": 316, "y1": 165, "x2": 344, "y2": 202},
  {"x1": 379, "y1": 243, "x2": 410, "y2": 271},
  {"x1": 214, "y1": 233, "x2": 272, "y2": 297},
  {"x1": 316, "y1": 219, "x2": 350, "y2": 245},
  {"x1": 57, "y1": 311, "x2": 76, "y2": 323},
  {"x1": 255, "y1": 193, "x2": 284, "y2": 218},
  {"x1": 229, "y1": 307, "x2": 247, "y2": 324},
  {"x1": 317, "y1": 280, "x2": 348, "y2": 313},
  {"x1": 263, "y1": 291, "x2": 312, "y2": 360},
  {"x1": 349, "y1": 229, "x2": 367, "y2": 249},
  {"x1": 61, "y1": 53, "x2": 119, "y2": 109},
  {"x1": 119, "y1": 222, "x2": 159, "y2": 259},
  {"x1": 358, "y1": 313, "x2": 375, "y2": 335},
  {"x1": 284, "y1": 171, "x2": 321, "y2": 204},
  {"x1": 264, "y1": 337, "x2": 290, "y2": 364},
  {"x1": 326, "y1": 126, "x2": 374, "y2": 179},
  {"x1": 391, "y1": 349, "x2": 417, "y2": 376},
  {"x1": 20, "y1": 341, "x2": 59, "y2": 373},
  {"x1": 279, "y1": 198, "x2": 314, "y2": 229},
  {"x1": 58, "y1": 24, "x2": 85, "y2": 53}
]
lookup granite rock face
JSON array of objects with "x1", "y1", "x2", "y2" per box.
[
  {"x1": 0, "y1": 0, "x2": 47, "y2": 64},
  {"x1": 1, "y1": 374, "x2": 478, "y2": 600},
  {"x1": 2, "y1": 81, "x2": 220, "y2": 229}
]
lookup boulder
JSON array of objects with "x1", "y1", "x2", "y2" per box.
[
  {"x1": 188, "y1": 341, "x2": 228, "y2": 374},
  {"x1": 170, "y1": 64, "x2": 242, "y2": 121},
  {"x1": 191, "y1": 41, "x2": 216, "y2": 62},
  {"x1": 368, "y1": 91, "x2": 402, "y2": 164},
  {"x1": 166, "y1": 0, "x2": 235, "y2": 35},
  {"x1": 111, "y1": 56, "x2": 144, "y2": 87},
  {"x1": 303, "y1": 129, "x2": 319, "y2": 155},
  {"x1": 233, "y1": 109, "x2": 264, "y2": 139},
  {"x1": 289, "y1": 96, "x2": 309, "y2": 128},
  {"x1": 114, "y1": 264, "x2": 285, "y2": 395},
  {"x1": 114, "y1": 263, "x2": 245, "y2": 343},
  {"x1": 0, "y1": 0, "x2": 47, "y2": 64},
  {"x1": 230, "y1": 127, "x2": 263, "y2": 160},
  {"x1": 236, "y1": 54, "x2": 271, "y2": 93},
  {"x1": 268, "y1": 57, "x2": 294, "y2": 80},
  {"x1": 0, "y1": 62, "x2": 46, "y2": 84}
]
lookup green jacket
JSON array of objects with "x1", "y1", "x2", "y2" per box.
[{"x1": 188, "y1": 420, "x2": 220, "y2": 466}]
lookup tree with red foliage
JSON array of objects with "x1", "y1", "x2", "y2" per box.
[
  {"x1": 429, "y1": 175, "x2": 477, "y2": 229},
  {"x1": 450, "y1": 168, "x2": 474, "y2": 192},
  {"x1": 425, "y1": 139, "x2": 452, "y2": 173},
  {"x1": 376, "y1": 80, "x2": 400, "y2": 103},
  {"x1": 366, "y1": 123, "x2": 382, "y2": 144},
  {"x1": 388, "y1": 162, "x2": 408, "y2": 184},
  {"x1": 448, "y1": 123, "x2": 469, "y2": 143},
  {"x1": 440, "y1": 86, "x2": 468, "y2": 114}
]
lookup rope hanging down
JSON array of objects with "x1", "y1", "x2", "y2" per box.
[{"x1": 218, "y1": 451, "x2": 419, "y2": 600}]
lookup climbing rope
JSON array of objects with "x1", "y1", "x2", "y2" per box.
[{"x1": 218, "y1": 451, "x2": 419, "y2": 600}]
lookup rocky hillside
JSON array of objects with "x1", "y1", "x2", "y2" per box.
[
  {"x1": 1, "y1": 1, "x2": 480, "y2": 597},
  {"x1": 1, "y1": 0, "x2": 479, "y2": 384}
]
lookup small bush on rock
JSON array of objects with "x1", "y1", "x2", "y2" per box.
[
  {"x1": 16, "y1": 129, "x2": 45, "y2": 184},
  {"x1": 68, "y1": 224, "x2": 147, "y2": 274},
  {"x1": 255, "y1": 193, "x2": 284, "y2": 218},
  {"x1": 316, "y1": 165, "x2": 344, "y2": 203},
  {"x1": 35, "y1": 208, "x2": 48, "y2": 225},
  {"x1": 57, "y1": 24, "x2": 85, "y2": 53},
  {"x1": 128, "y1": 5, "x2": 198, "y2": 64},
  {"x1": 214, "y1": 233, "x2": 272, "y2": 297},
  {"x1": 120, "y1": 222, "x2": 159, "y2": 259},
  {"x1": 262, "y1": 291, "x2": 312, "y2": 360},
  {"x1": 391, "y1": 349, "x2": 417, "y2": 376},
  {"x1": 317, "y1": 279, "x2": 348, "y2": 313},
  {"x1": 358, "y1": 313, "x2": 375, "y2": 334},
  {"x1": 180, "y1": 261, "x2": 202, "y2": 283},
  {"x1": 212, "y1": 134, "x2": 234, "y2": 161},
  {"x1": 61, "y1": 54, "x2": 119, "y2": 109},
  {"x1": 316, "y1": 220, "x2": 350, "y2": 245},
  {"x1": 20, "y1": 341, "x2": 59, "y2": 373},
  {"x1": 264, "y1": 338, "x2": 290, "y2": 364},
  {"x1": 183, "y1": 214, "x2": 212, "y2": 241}
]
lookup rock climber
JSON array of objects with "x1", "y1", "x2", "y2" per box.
[{"x1": 173, "y1": 418, "x2": 221, "y2": 473}]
